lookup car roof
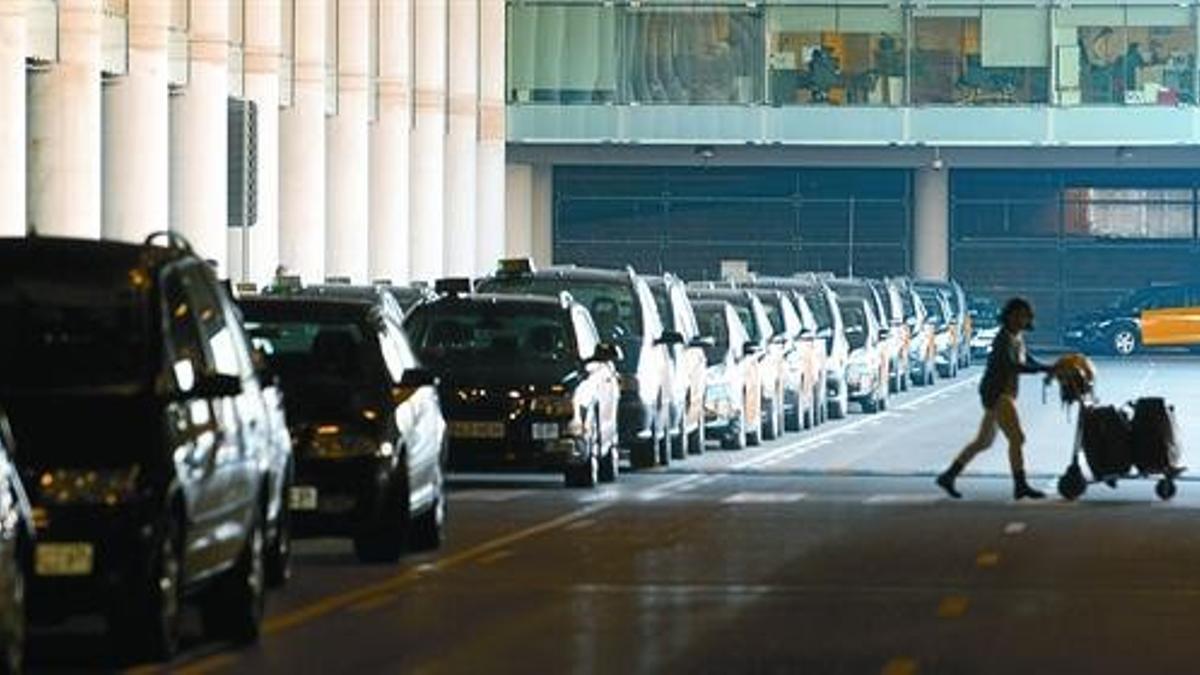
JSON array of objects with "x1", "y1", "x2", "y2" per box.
[
  {"x1": 0, "y1": 236, "x2": 191, "y2": 277},
  {"x1": 238, "y1": 294, "x2": 380, "y2": 322},
  {"x1": 420, "y1": 292, "x2": 570, "y2": 312},
  {"x1": 490, "y1": 266, "x2": 634, "y2": 285}
]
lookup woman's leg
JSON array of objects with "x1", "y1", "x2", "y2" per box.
[
  {"x1": 937, "y1": 408, "x2": 999, "y2": 498},
  {"x1": 995, "y1": 395, "x2": 1044, "y2": 499}
]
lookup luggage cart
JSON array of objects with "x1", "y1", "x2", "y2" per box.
[{"x1": 1056, "y1": 399, "x2": 1182, "y2": 502}]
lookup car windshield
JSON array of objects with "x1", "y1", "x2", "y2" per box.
[
  {"x1": 647, "y1": 284, "x2": 675, "y2": 332},
  {"x1": 244, "y1": 319, "x2": 383, "y2": 388},
  {"x1": 841, "y1": 303, "x2": 870, "y2": 351},
  {"x1": 0, "y1": 268, "x2": 155, "y2": 390},
  {"x1": 389, "y1": 287, "x2": 428, "y2": 313},
  {"x1": 480, "y1": 277, "x2": 642, "y2": 342},
  {"x1": 405, "y1": 303, "x2": 577, "y2": 365},
  {"x1": 693, "y1": 305, "x2": 731, "y2": 365},
  {"x1": 758, "y1": 297, "x2": 786, "y2": 335},
  {"x1": 918, "y1": 292, "x2": 946, "y2": 323}
]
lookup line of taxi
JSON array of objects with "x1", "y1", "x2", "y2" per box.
[{"x1": 0, "y1": 234, "x2": 978, "y2": 670}]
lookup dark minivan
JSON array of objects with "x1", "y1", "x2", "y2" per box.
[{"x1": 0, "y1": 235, "x2": 280, "y2": 659}]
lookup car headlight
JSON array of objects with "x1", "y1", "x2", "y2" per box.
[
  {"x1": 37, "y1": 466, "x2": 142, "y2": 506},
  {"x1": 935, "y1": 332, "x2": 951, "y2": 349},
  {"x1": 531, "y1": 395, "x2": 575, "y2": 418}
]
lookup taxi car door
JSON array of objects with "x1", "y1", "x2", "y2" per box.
[
  {"x1": 573, "y1": 307, "x2": 619, "y2": 447},
  {"x1": 670, "y1": 284, "x2": 705, "y2": 432},
  {"x1": 381, "y1": 316, "x2": 443, "y2": 513},
  {"x1": 1140, "y1": 287, "x2": 1196, "y2": 346}
]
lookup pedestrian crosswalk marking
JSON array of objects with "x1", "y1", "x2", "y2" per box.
[
  {"x1": 722, "y1": 492, "x2": 807, "y2": 504},
  {"x1": 864, "y1": 494, "x2": 942, "y2": 505}
]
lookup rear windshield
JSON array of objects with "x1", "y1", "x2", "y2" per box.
[
  {"x1": 405, "y1": 303, "x2": 578, "y2": 365},
  {"x1": 244, "y1": 319, "x2": 384, "y2": 388},
  {"x1": 693, "y1": 305, "x2": 731, "y2": 365},
  {"x1": 479, "y1": 277, "x2": 642, "y2": 342},
  {"x1": 0, "y1": 268, "x2": 155, "y2": 389},
  {"x1": 918, "y1": 292, "x2": 946, "y2": 323}
]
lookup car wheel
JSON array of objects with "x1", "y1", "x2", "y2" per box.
[
  {"x1": 265, "y1": 471, "x2": 292, "y2": 588},
  {"x1": 1111, "y1": 327, "x2": 1139, "y2": 357},
  {"x1": 828, "y1": 381, "x2": 848, "y2": 420},
  {"x1": 761, "y1": 394, "x2": 779, "y2": 442},
  {"x1": 669, "y1": 407, "x2": 687, "y2": 461},
  {"x1": 565, "y1": 453, "x2": 599, "y2": 489},
  {"x1": 687, "y1": 420, "x2": 705, "y2": 455},
  {"x1": 630, "y1": 436, "x2": 656, "y2": 470},
  {"x1": 111, "y1": 516, "x2": 183, "y2": 662},
  {"x1": 354, "y1": 484, "x2": 407, "y2": 563},
  {"x1": 409, "y1": 462, "x2": 446, "y2": 550},
  {"x1": 722, "y1": 409, "x2": 747, "y2": 450},
  {"x1": 599, "y1": 438, "x2": 620, "y2": 482},
  {"x1": 201, "y1": 510, "x2": 266, "y2": 645},
  {"x1": 656, "y1": 401, "x2": 671, "y2": 468}
]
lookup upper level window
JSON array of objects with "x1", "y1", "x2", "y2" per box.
[
  {"x1": 101, "y1": 0, "x2": 128, "y2": 76},
  {"x1": 1064, "y1": 188, "x2": 1194, "y2": 239},
  {"x1": 767, "y1": 6, "x2": 905, "y2": 106},
  {"x1": 507, "y1": 4, "x2": 618, "y2": 104}
]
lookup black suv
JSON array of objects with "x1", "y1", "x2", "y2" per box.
[
  {"x1": 405, "y1": 289, "x2": 621, "y2": 487},
  {"x1": 0, "y1": 235, "x2": 278, "y2": 659},
  {"x1": 239, "y1": 287, "x2": 447, "y2": 563},
  {"x1": 477, "y1": 262, "x2": 674, "y2": 470}
]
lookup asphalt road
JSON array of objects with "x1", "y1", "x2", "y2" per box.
[{"x1": 27, "y1": 356, "x2": 1200, "y2": 674}]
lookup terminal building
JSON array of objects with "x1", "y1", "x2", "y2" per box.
[{"x1": 4, "y1": 1, "x2": 1200, "y2": 335}]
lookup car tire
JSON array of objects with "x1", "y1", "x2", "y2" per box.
[
  {"x1": 354, "y1": 484, "x2": 407, "y2": 563},
  {"x1": 746, "y1": 408, "x2": 763, "y2": 447},
  {"x1": 687, "y1": 422, "x2": 705, "y2": 455},
  {"x1": 408, "y1": 462, "x2": 446, "y2": 550},
  {"x1": 111, "y1": 516, "x2": 183, "y2": 662},
  {"x1": 599, "y1": 441, "x2": 620, "y2": 482},
  {"x1": 828, "y1": 381, "x2": 848, "y2": 420},
  {"x1": 722, "y1": 409, "x2": 747, "y2": 450},
  {"x1": 201, "y1": 510, "x2": 266, "y2": 646},
  {"x1": 669, "y1": 408, "x2": 687, "y2": 461},
  {"x1": 265, "y1": 471, "x2": 292, "y2": 588},
  {"x1": 630, "y1": 438, "x2": 656, "y2": 470},
  {"x1": 761, "y1": 395, "x2": 779, "y2": 442},
  {"x1": 564, "y1": 454, "x2": 599, "y2": 489},
  {"x1": 862, "y1": 394, "x2": 878, "y2": 414},
  {"x1": 1110, "y1": 327, "x2": 1139, "y2": 357}
]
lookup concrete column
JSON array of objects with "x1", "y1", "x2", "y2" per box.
[
  {"x1": 913, "y1": 167, "x2": 950, "y2": 281},
  {"x1": 228, "y1": 0, "x2": 281, "y2": 285},
  {"x1": 408, "y1": 0, "x2": 447, "y2": 282},
  {"x1": 504, "y1": 163, "x2": 532, "y2": 259},
  {"x1": 443, "y1": 0, "x2": 477, "y2": 276},
  {"x1": 103, "y1": 0, "x2": 169, "y2": 244},
  {"x1": 27, "y1": 0, "x2": 102, "y2": 239},
  {"x1": 325, "y1": 0, "x2": 369, "y2": 281},
  {"x1": 474, "y1": 0, "x2": 505, "y2": 273},
  {"x1": 0, "y1": 4, "x2": 25, "y2": 237},
  {"x1": 279, "y1": 0, "x2": 326, "y2": 282},
  {"x1": 369, "y1": 0, "x2": 411, "y2": 283},
  {"x1": 170, "y1": 0, "x2": 229, "y2": 269}
]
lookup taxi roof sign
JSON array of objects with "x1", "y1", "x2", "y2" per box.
[
  {"x1": 434, "y1": 277, "x2": 474, "y2": 295},
  {"x1": 497, "y1": 258, "x2": 535, "y2": 276},
  {"x1": 325, "y1": 276, "x2": 352, "y2": 285}
]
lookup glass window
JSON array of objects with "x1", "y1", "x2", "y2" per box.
[
  {"x1": 101, "y1": 0, "x2": 129, "y2": 76},
  {"x1": 767, "y1": 6, "x2": 905, "y2": 106},
  {"x1": 1063, "y1": 188, "x2": 1194, "y2": 239},
  {"x1": 913, "y1": 7, "x2": 1049, "y2": 105},
  {"x1": 507, "y1": 4, "x2": 617, "y2": 104},
  {"x1": 621, "y1": 7, "x2": 764, "y2": 105},
  {"x1": 228, "y1": 0, "x2": 244, "y2": 97},
  {"x1": 184, "y1": 268, "x2": 241, "y2": 377},
  {"x1": 1055, "y1": 6, "x2": 1194, "y2": 106}
]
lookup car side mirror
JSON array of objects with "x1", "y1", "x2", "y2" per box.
[
  {"x1": 689, "y1": 336, "x2": 716, "y2": 349},
  {"x1": 743, "y1": 342, "x2": 761, "y2": 358},
  {"x1": 589, "y1": 342, "x2": 624, "y2": 364},
  {"x1": 186, "y1": 373, "x2": 243, "y2": 400},
  {"x1": 655, "y1": 330, "x2": 685, "y2": 347},
  {"x1": 399, "y1": 368, "x2": 438, "y2": 389}
]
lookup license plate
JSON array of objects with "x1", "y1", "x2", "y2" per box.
[
  {"x1": 35, "y1": 543, "x2": 94, "y2": 577},
  {"x1": 319, "y1": 495, "x2": 356, "y2": 515},
  {"x1": 289, "y1": 486, "x2": 319, "y2": 512},
  {"x1": 449, "y1": 421, "x2": 506, "y2": 440},
  {"x1": 531, "y1": 422, "x2": 560, "y2": 441}
]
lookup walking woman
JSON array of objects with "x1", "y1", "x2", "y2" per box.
[{"x1": 937, "y1": 297, "x2": 1052, "y2": 500}]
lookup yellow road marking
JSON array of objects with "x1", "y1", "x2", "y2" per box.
[
  {"x1": 976, "y1": 551, "x2": 1001, "y2": 568},
  {"x1": 348, "y1": 591, "x2": 404, "y2": 614},
  {"x1": 564, "y1": 518, "x2": 596, "y2": 531},
  {"x1": 936, "y1": 595, "x2": 970, "y2": 619},
  {"x1": 173, "y1": 654, "x2": 240, "y2": 675},
  {"x1": 476, "y1": 549, "x2": 514, "y2": 566},
  {"x1": 881, "y1": 657, "x2": 920, "y2": 675}
]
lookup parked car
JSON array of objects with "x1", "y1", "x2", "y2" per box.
[
  {"x1": 967, "y1": 295, "x2": 1001, "y2": 360},
  {"x1": 894, "y1": 279, "x2": 938, "y2": 387},
  {"x1": 841, "y1": 298, "x2": 890, "y2": 413},
  {"x1": 915, "y1": 285, "x2": 959, "y2": 378},
  {"x1": 827, "y1": 279, "x2": 893, "y2": 411},
  {"x1": 917, "y1": 279, "x2": 972, "y2": 369},
  {"x1": 0, "y1": 411, "x2": 31, "y2": 674},
  {"x1": 644, "y1": 274, "x2": 710, "y2": 457},
  {"x1": 688, "y1": 286, "x2": 781, "y2": 443},
  {"x1": 387, "y1": 283, "x2": 438, "y2": 314},
  {"x1": 691, "y1": 301, "x2": 762, "y2": 450},
  {"x1": 1062, "y1": 283, "x2": 1200, "y2": 356},
  {"x1": 870, "y1": 278, "x2": 911, "y2": 393},
  {"x1": 743, "y1": 286, "x2": 820, "y2": 433},
  {"x1": 404, "y1": 288, "x2": 621, "y2": 487},
  {"x1": 240, "y1": 287, "x2": 447, "y2": 563},
  {"x1": 477, "y1": 261, "x2": 674, "y2": 470},
  {"x1": 0, "y1": 234, "x2": 278, "y2": 659},
  {"x1": 754, "y1": 275, "x2": 848, "y2": 420}
]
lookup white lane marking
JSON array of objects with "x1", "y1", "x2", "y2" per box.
[
  {"x1": 722, "y1": 492, "x2": 807, "y2": 504},
  {"x1": 453, "y1": 489, "x2": 534, "y2": 502},
  {"x1": 1004, "y1": 521, "x2": 1028, "y2": 535},
  {"x1": 578, "y1": 486, "x2": 622, "y2": 503},
  {"x1": 864, "y1": 494, "x2": 943, "y2": 505},
  {"x1": 564, "y1": 518, "x2": 597, "y2": 531},
  {"x1": 637, "y1": 474, "x2": 709, "y2": 501}
]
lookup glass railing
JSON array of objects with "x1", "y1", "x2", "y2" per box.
[
  {"x1": 26, "y1": 0, "x2": 59, "y2": 63},
  {"x1": 101, "y1": 0, "x2": 129, "y2": 76}
]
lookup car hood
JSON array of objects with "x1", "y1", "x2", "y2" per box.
[
  {"x1": 1065, "y1": 309, "x2": 1131, "y2": 327},
  {"x1": 1, "y1": 387, "x2": 161, "y2": 470},
  {"x1": 432, "y1": 362, "x2": 581, "y2": 392}
]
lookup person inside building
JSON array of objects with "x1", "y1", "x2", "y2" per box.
[{"x1": 936, "y1": 297, "x2": 1052, "y2": 500}]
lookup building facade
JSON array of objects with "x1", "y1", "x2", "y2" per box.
[
  {"x1": 0, "y1": 0, "x2": 509, "y2": 286},
  {"x1": 504, "y1": 0, "x2": 1200, "y2": 336}
]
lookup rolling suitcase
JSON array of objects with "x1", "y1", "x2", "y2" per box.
[
  {"x1": 1130, "y1": 397, "x2": 1181, "y2": 475},
  {"x1": 1079, "y1": 405, "x2": 1133, "y2": 480}
]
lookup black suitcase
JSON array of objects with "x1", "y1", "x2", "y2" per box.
[
  {"x1": 1080, "y1": 405, "x2": 1133, "y2": 480},
  {"x1": 1130, "y1": 397, "x2": 1181, "y2": 475}
]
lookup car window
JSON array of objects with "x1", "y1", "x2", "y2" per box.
[
  {"x1": 162, "y1": 268, "x2": 211, "y2": 391},
  {"x1": 842, "y1": 301, "x2": 871, "y2": 351},
  {"x1": 406, "y1": 302, "x2": 578, "y2": 365},
  {"x1": 183, "y1": 266, "x2": 240, "y2": 377},
  {"x1": 1146, "y1": 287, "x2": 1187, "y2": 310}
]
